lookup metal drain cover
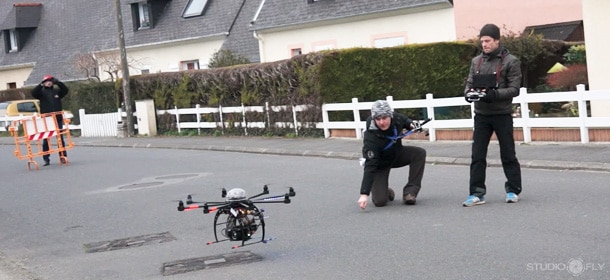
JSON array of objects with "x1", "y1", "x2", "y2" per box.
[
  {"x1": 161, "y1": 251, "x2": 263, "y2": 276},
  {"x1": 84, "y1": 232, "x2": 176, "y2": 253}
]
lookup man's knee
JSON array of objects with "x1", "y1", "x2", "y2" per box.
[
  {"x1": 373, "y1": 200, "x2": 387, "y2": 207},
  {"x1": 372, "y1": 196, "x2": 388, "y2": 207}
]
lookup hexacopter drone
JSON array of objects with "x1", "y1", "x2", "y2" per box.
[{"x1": 176, "y1": 185, "x2": 295, "y2": 249}]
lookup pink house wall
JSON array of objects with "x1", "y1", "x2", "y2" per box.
[{"x1": 454, "y1": 0, "x2": 583, "y2": 40}]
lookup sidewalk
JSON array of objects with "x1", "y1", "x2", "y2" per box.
[{"x1": 2, "y1": 136, "x2": 607, "y2": 172}]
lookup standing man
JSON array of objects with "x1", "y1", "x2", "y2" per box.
[
  {"x1": 357, "y1": 100, "x2": 427, "y2": 210},
  {"x1": 31, "y1": 75, "x2": 69, "y2": 166},
  {"x1": 462, "y1": 24, "x2": 522, "y2": 207}
]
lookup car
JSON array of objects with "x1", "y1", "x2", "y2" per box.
[{"x1": 0, "y1": 99, "x2": 40, "y2": 117}]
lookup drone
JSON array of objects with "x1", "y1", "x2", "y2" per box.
[{"x1": 176, "y1": 185, "x2": 295, "y2": 249}]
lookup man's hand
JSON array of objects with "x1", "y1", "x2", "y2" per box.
[
  {"x1": 51, "y1": 78, "x2": 59, "y2": 83},
  {"x1": 481, "y1": 88, "x2": 497, "y2": 103},
  {"x1": 358, "y1": 194, "x2": 368, "y2": 209},
  {"x1": 411, "y1": 120, "x2": 422, "y2": 131}
]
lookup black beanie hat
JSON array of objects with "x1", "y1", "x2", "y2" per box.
[{"x1": 479, "y1": 24, "x2": 500, "y2": 40}]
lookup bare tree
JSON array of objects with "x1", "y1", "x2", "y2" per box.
[
  {"x1": 72, "y1": 53, "x2": 101, "y2": 82},
  {"x1": 71, "y1": 51, "x2": 146, "y2": 82}
]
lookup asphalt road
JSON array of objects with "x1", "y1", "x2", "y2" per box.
[{"x1": 0, "y1": 145, "x2": 609, "y2": 279}]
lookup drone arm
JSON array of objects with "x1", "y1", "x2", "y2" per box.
[
  {"x1": 177, "y1": 201, "x2": 223, "y2": 213},
  {"x1": 247, "y1": 185, "x2": 270, "y2": 200},
  {"x1": 251, "y1": 195, "x2": 291, "y2": 204}
]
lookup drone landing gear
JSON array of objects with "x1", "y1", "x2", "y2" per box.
[{"x1": 210, "y1": 205, "x2": 266, "y2": 249}]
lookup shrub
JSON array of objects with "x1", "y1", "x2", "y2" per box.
[{"x1": 546, "y1": 64, "x2": 588, "y2": 90}]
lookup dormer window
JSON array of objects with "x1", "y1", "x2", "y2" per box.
[
  {"x1": 182, "y1": 0, "x2": 210, "y2": 18},
  {"x1": 131, "y1": 1, "x2": 152, "y2": 30},
  {"x1": 1, "y1": 3, "x2": 42, "y2": 53}
]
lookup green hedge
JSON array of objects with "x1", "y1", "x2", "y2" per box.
[{"x1": 1, "y1": 38, "x2": 568, "y2": 135}]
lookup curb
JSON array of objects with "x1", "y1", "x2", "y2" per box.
[{"x1": 72, "y1": 142, "x2": 610, "y2": 173}]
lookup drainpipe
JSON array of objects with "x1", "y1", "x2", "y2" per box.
[{"x1": 253, "y1": 30, "x2": 265, "y2": 63}]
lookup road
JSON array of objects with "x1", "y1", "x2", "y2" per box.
[{"x1": 0, "y1": 146, "x2": 609, "y2": 279}]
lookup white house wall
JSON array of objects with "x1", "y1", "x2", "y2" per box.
[
  {"x1": 583, "y1": 0, "x2": 610, "y2": 117},
  {"x1": 257, "y1": 9, "x2": 456, "y2": 63},
  {"x1": 0, "y1": 66, "x2": 34, "y2": 90},
  {"x1": 96, "y1": 39, "x2": 224, "y2": 81}
]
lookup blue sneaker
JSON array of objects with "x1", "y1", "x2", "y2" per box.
[
  {"x1": 463, "y1": 195, "x2": 485, "y2": 207},
  {"x1": 506, "y1": 192, "x2": 519, "y2": 203}
]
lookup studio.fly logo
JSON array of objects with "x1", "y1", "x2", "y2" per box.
[{"x1": 527, "y1": 258, "x2": 605, "y2": 276}]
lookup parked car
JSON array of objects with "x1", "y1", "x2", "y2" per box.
[{"x1": 0, "y1": 99, "x2": 40, "y2": 116}]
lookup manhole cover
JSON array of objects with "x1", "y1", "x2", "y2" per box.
[
  {"x1": 118, "y1": 181, "x2": 164, "y2": 190},
  {"x1": 161, "y1": 251, "x2": 263, "y2": 276},
  {"x1": 84, "y1": 232, "x2": 176, "y2": 253},
  {"x1": 155, "y1": 174, "x2": 200, "y2": 180}
]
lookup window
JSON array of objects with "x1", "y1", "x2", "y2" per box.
[
  {"x1": 131, "y1": 1, "x2": 153, "y2": 30},
  {"x1": 17, "y1": 101, "x2": 37, "y2": 113},
  {"x1": 312, "y1": 44, "x2": 333, "y2": 52},
  {"x1": 138, "y1": 2, "x2": 151, "y2": 28},
  {"x1": 7, "y1": 82, "x2": 17, "y2": 89},
  {"x1": 182, "y1": 0, "x2": 210, "y2": 18},
  {"x1": 291, "y1": 48, "x2": 302, "y2": 57},
  {"x1": 374, "y1": 37, "x2": 405, "y2": 48},
  {"x1": 180, "y1": 60, "x2": 200, "y2": 70},
  {"x1": 8, "y1": 29, "x2": 18, "y2": 52}
]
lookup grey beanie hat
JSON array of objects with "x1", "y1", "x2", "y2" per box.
[
  {"x1": 479, "y1": 23, "x2": 500, "y2": 40},
  {"x1": 371, "y1": 100, "x2": 393, "y2": 118}
]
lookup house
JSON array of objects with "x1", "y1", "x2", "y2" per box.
[
  {"x1": 523, "y1": 20, "x2": 584, "y2": 42},
  {"x1": 0, "y1": 0, "x2": 262, "y2": 88},
  {"x1": 1, "y1": 0, "x2": 606, "y2": 98},
  {"x1": 453, "y1": 0, "x2": 583, "y2": 40},
  {"x1": 582, "y1": 0, "x2": 610, "y2": 117},
  {"x1": 250, "y1": 0, "x2": 456, "y2": 63}
]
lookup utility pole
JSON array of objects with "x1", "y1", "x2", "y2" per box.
[{"x1": 114, "y1": 0, "x2": 134, "y2": 137}]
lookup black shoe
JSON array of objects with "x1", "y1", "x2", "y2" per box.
[
  {"x1": 403, "y1": 194, "x2": 416, "y2": 205},
  {"x1": 43, "y1": 160, "x2": 50, "y2": 166}
]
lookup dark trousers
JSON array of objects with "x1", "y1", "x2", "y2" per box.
[
  {"x1": 469, "y1": 114, "x2": 521, "y2": 197},
  {"x1": 42, "y1": 117, "x2": 67, "y2": 161},
  {"x1": 371, "y1": 146, "x2": 426, "y2": 206}
]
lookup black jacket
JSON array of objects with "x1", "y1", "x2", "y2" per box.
[
  {"x1": 31, "y1": 81, "x2": 69, "y2": 113},
  {"x1": 360, "y1": 112, "x2": 413, "y2": 195},
  {"x1": 464, "y1": 46, "x2": 522, "y2": 115}
]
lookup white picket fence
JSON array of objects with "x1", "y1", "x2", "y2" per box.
[
  {"x1": 3, "y1": 84, "x2": 609, "y2": 143},
  {"x1": 157, "y1": 103, "x2": 316, "y2": 136},
  {"x1": 322, "y1": 84, "x2": 610, "y2": 143}
]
